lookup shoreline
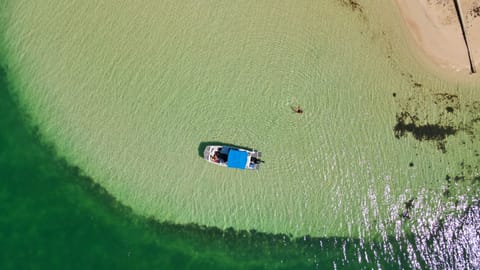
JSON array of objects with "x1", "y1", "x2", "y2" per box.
[{"x1": 394, "y1": 0, "x2": 480, "y2": 75}]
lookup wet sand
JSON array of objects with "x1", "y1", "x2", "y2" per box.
[{"x1": 395, "y1": 0, "x2": 480, "y2": 74}]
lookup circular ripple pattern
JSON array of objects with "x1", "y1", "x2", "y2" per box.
[{"x1": 1, "y1": 4, "x2": 479, "y2": 267}]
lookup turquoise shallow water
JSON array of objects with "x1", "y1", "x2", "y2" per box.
[
  {"x1": 1, "y1": 78, "x2": 478, "y2": 269},
  {"x1": 3, "y1": 0, "x2": 479, "y2": 238},
  {"x1": 1, "y1": 1, "x2": 479, "y2": 268},
  {"x1": 0, "y1": 68, "x2": 411, "y2": 269}
]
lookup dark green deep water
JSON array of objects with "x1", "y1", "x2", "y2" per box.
[{"x1": 0, "y1": 66, "x2": 417, "y2": 269}]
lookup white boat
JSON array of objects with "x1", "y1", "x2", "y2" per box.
[{"x1": 203, "y1": 145, "x2": 262, "y2": 170}]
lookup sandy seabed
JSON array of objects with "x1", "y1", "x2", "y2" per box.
[{"x1": 1, "y1": 0, "x2": 479, "y2": 242}]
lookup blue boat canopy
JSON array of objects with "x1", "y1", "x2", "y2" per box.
[{"x1": 227, "y1": 149, "x2": 248, "y2": 169}]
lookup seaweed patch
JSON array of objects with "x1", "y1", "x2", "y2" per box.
[
  {"x1": 443, "y1": 161, "x2": 480, "y2": 199},
  {"x1": 341, "y1": 0, "x2": 362, "y2": 12},
  {"x1": 338, "y1": 0, "x2": 367, "y2": 21},
  {"x1": 469, "y1": 3, "x2": 480, "y2": 18},
  {"x1": 393, "y1": 83, "x2": 480, "y2": 153},
  {"x1": 394, "y1": 112, "x2": 457, "y2": 141},
  {"x1": 394, "y1": 111, "x2": 457, "y2": 152},
  {"x1": 393, "y1": 92, "x2": 462, "y2": 152},
  {"x1": 401, "y1": 72, "x2": 425, "y2": 89}
]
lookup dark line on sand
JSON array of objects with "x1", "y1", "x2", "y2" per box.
[{"x1": 453, "y1": 0, "x2": 476, "y2": 73}]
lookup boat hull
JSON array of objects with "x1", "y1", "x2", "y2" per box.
[{"x1": 204, "y1": 145, "x2": 261, "y2": 170}]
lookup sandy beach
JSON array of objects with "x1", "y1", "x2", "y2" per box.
[{"x1": 395, "y1": 0, "x2": 480, "y2": 74}]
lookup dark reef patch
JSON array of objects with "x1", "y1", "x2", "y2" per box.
[
  {"x1": 443, "y1": 159, "x2": 480, "y2": 200},
  {"x1": 392, "y1": 82, "x2": 480, "y2": 153},
  {"x1": 394, "y1": 112, "x2": 457, "y2": 141},
  {"x1": 400, "y1": 198, "x2": 416, "y2": 220},
  {"x1": 394, "y1": 111, "x2": 457, "y2": 152}
]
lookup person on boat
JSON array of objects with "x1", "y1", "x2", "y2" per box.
[
  {"x1": 251, "y1": 157, "x2": 262, "y2": 164},
  {"x1": 211, "y1": 152, "x2": 219, "y2": 162}
]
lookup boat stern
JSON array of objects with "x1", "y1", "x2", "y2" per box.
[{"x1": 203, "y1": 146, "x2": 212, "y2": 160}]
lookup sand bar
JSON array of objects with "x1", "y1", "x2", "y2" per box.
[{"x1": 395, "y1": 0, "x2": 480, "y2": 73}]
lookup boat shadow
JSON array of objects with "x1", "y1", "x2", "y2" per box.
[{"x1": 197, "y1": 141, "x2": 255, "y2": 158}]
